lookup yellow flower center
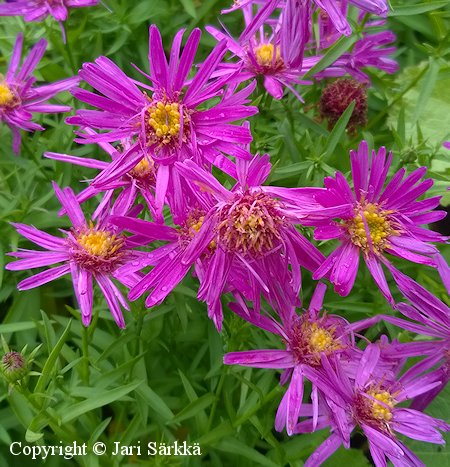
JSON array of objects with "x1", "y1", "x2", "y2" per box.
[
  {"x1": 367, "y1": 389, "x2": 395, "y2": 422},
  {"x1": 290, "y1": 318, "x2": 342, "y2": 365},
  {"x1": 346, "y1": 203, "x2": 396, "y2": 254},
  {"x1": 180, "y1": 211, "x2": 216, "y2": 251},
  {"x1": 148, "y1": 101, "x2": 182, "y2": 144},
  {"x1": 309, "y1": 323, "x2": 336, "y2": 353},
  {"x1": 77, "y1": 229, "x2": 123, "y2": 257},
  {"x1": 255, "y1": 44, "x2": 282, "y2": 68},
  {"x1": 129, "y1": 157, "x2": 155, "y2": 180},
  {"x1": 0, "y1": 83, "x2": 14, "y2": 107},
  {"x1": 217, "y1": 192, "x2": 285, "y2": 256}
]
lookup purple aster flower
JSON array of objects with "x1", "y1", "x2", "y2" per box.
[
  {"x1": 227, "y1": 0, "x2": 388, "y2": 38},
  {"x1": 224, "y1": 283, "x2": 381, "y2": 435},
  {"x1": 44, "y1": 129, "x2": 161, "y2": 221},
  {"x1": 67, "y1": 25, "x2": 258, "y2": 219},
  {"x1": 376, "y1": 271, "x2": 450, "y2": 411},
  {"x1": 207, "y1": 0, "x2": 310, "y2": 99},
  {"x1": 300, "y1": 345, "x2": 450, "y2": 466},
  {"x1": 0, "y1": 0, "x2": 99, "y2": 42},
  {"x1": 0, "y1": 33, "x2": 78, "y2": 154},
  {"x1": 112, "y1": 154, "x2": 327, "y2": 330},
  {"x1": 444, "y1": 141, "x2": 450, "y2": 150},
  {"x1": 6, "y1": 183, "x2": 144, "y2": 328},
  {"x1": 309, "y1": 140, "x2": 449, "y2": 304},
  {"x1": 0, "y1": 0, "x2": 99, "y2": 21},
  {"x1": 302, "y1": 25, "x2": 398, "y2": 83}
]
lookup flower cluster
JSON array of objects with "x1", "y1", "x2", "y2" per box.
[{"x1": 4, "y1": 1, "x2": 449, "y2": 465}]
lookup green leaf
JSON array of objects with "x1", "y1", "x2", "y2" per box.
[
  {"x1": 60, "y1": 380, "x2": 143, "y2": 423},
  {"x1": 135, "y1": 384, "x2": 174, "y2": 422},
  {"x1": 390, "y1": 1, "x2": 449, "y2": 16},
  {"x1": 324, "y1": 100, "x2": 355, "y2": 159},
  {"x1": 413, "y1": 59, "x2": 439, "y2": 124},
  {"x1": 170, "y1": 393, "x2": 215, "y2": 424},
  {"x1": 0, "y1": 322, "x2": 39, "y2": 333},
  {"x1": 34, "y1": 320, "x2": 72, "y2": 395},
  {"x1": 180, "y1": 0, "x2": 197, "y2": 18},
  {"x1": 303, "y1": 35, "x2": 358, "y2": 79},
  {"x1": 216, "y1": 437, "x2": 280, "y2": 467}
]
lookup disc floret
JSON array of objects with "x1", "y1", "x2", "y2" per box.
[
  {"x1": 289, "y1": 316, "x2": 342, "y2": 366},
  {"x1": 217, "y1": 191, "x2": 286, "y2": 257},
  {"x1": 71, "y1": 223, "x2": 126, "y2": 273},
  {"x1": 356, "y1": 385, "x2": 397, "y2": 429},
  {"x1": 128, "y1": 157, "x2": 156, "y2": 186},
  {"x1": 253, "y1": 43, "x2": 284, "y2": 72},
  {"x1": 346, "y1": 202, "x2": 397, "y2": 254},
  {"x1": 0, "y1": 81, "x2": 15, "y2": 108},
  {"x1": 146, "y1": 100, "x2": 189, "y2": 146}
]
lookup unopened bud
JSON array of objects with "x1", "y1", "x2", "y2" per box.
[
  {"x1": 1, "y1": 351, "x2": 28, "y2": 383},
  {"x1": 319, "y1": 78, "x2": 368, "y2": 133}
]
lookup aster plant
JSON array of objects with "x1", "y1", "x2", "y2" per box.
[
  {"x1": 6, "y1": 183, "x2": 143, "y2": 328},
  {"x1": 0, "y1": 33, "x2": 78, "y2": 153},
  {"x1": 1, "y1": 0, "x2": 450, "y2": 465},
  {"x1": 299, "y1": 345, "x2": 450, "y2": 466},
  {"x1": 67, "y1": 25, "x2": 258, "y2": 219},
  {"x1": 0, "y1": 0, "x2": 99, "y2": 41},
  {"x1": 309, "y1": 140, "x2": 449, "y2": 304}
]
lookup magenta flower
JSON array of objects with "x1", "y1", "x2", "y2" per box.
[
  {"x1": 67, "y1": 25, "x2": 257, "y2": 218},
  {"x1": 301, "y1": 26, "x2": 398, "y2": 83},
  {"x1": 44, "y1": 130, "x2": 161, "y2": 220},
  {"x1": 377, "y1": 271, "x2": 450, "y2": 411},
  {"x1": 444, "y1": 141, "x2": 450, "y2": 150},
  {"x1": 309, "y1": 140, "x2": 449, "y2": 304},
  {"x1": 224, "y1": 283, "x2": 380, "y2": 435},
  {"x1": 112, "y1": 154, "x2": 326, "y2": 330},
  {"x1": 227, "y1": 0, "x2": 388, "y2": 38},
  {"x1": 6, "y1": 183, "x2": 143, "y2": 328},
  {"x1": 0, "y1": 0, "x2": 99, "y2": 23},
  {"x1": 300, "y1": 345, "x2": 450, "y2": 467},
  {"x1": 0, "y1": 33, "x2": 78, "y2": 153},
  {"x1": 207, "y1": 0, "x2": 310, "y2": 99}
]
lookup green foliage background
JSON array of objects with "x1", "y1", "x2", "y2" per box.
[{"x1": 0, "y1": 0, "x2": 449, "y2": 465}]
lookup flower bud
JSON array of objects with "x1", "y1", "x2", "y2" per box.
[
  {"x1": 1, "y1": 351, "x2": 28, "y2": 384},
  {"x1": 319, "y1": 78, "x2": 368, "y2": 133}
]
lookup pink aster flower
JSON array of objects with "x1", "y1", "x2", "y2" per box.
[
  {"x1": 309, "y1": 140, "x2": 449, "y2": 304},
  {"x1": 376, "y1": 271, "x2": 450, "y2": 411},
  {"x1": 67, "y1": 25, "x2": 257, "y2": 219},
  {"x1": 0, "y1": 0, "x2": 99, "y2": 40},
  {"x1": 6, "y1": 183, "x2": 143, "y2": 328},
  {"x1": 224, "y1": 283, "x2": 381, "y2": 435},
  {"x1": 300, "y1": 345, "x2": 450, "y2": 467},
  {"x1": 207, "y1": 0, "x2": 310, "y2": 99},
  {"x1": 301, "y1": 24, "x2": 398, "y2": 82},
  {"x1": 0, "y1": 0, "x2": 99, "y2": 21},
  {"x1": 112, "y1": 154, "x2": 326, "y2": 330},
  {"x1": 0, "y1": 33, "x2": 78, "y2": 154},
  {"x1": 228, "y1": 0, "x2": 388, "y2": 38},
  {"x1": 44, "y1": 129, "x2": 161, "y2": 221}
]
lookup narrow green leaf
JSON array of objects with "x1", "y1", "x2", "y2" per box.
[
  {"x1": 271, "y1": 161, "x2": 312, "y2": 182},
  {"x1": 61, "y1": 380, "x2": 142, "y2": 423},
  {"x1": 303, "y1": 35, "x2": 357, "y2": 79},
  {"x1": 390, "y1": 1, "x2": 449, "y2": 16},
  {"x1": 216, "y1": 437, "x2": 280, "y2": 467},
  {"x1": 170, "y1": 393, "x2": 215, "y2": 424},
  {"x1": 324, "y1": 101, "x2": 355, "y2": 158},
  {"x1": 0, "y1": 322, "x2": 39, "y2": 333},
  {"x1": 34, "y1": 320, "x2": 72, "y2": 395},
  {"x1": 413, "y1": 59, "x2": 439, "y2": 124},
  {"x1": 180, "y1": 0, "x2": 197, "y2": 18},
  {"x1": 135, "y1": 384, "x2": 174, "y2": 422}
]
